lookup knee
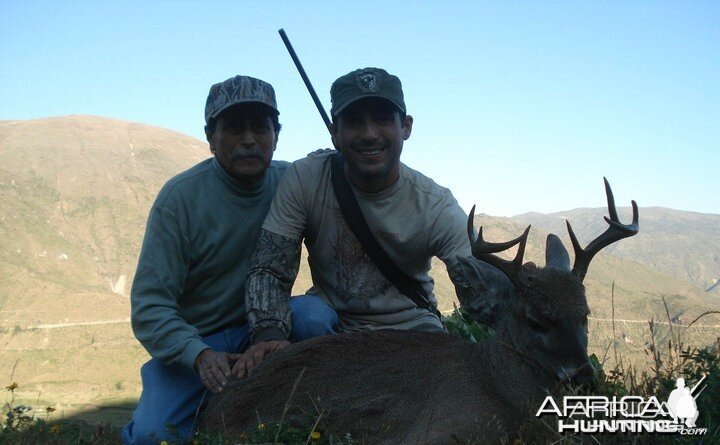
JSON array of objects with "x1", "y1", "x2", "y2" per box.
[
  {"x1": 124, "y1": 361, "x2": 199, "y2": 445},
  {"x1": 122, "y1": 419, "x2": 180, "y2": 445},
  {"x1": 290, "y1": 295, "x2": 338, "y2": 341}
]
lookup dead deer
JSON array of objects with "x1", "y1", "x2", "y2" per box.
[{"x1": 202, "y1": 178, "x2": 639, "y2": 444}]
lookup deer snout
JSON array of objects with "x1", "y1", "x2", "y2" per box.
[
  {"x1": 573, "y1": 371, "x2": 597, "y2": 390},
  {"x1": 556, "y1": 361, "x2": 596, "y2": 389}
]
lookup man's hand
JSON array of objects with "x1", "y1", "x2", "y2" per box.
[
  {"x1": 194, "y1": 349, "x2": 242, "y2": 394},
  {"x1": 232, "y1": 340, "x2": 290, "y2": 379}
]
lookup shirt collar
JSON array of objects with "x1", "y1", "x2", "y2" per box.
[{"x1": 211, "y1": 156, "x2": 266, "y2": 196}]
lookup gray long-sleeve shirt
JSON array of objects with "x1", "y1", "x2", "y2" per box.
[{"x1": 130, "y1": 157, "x2": 288, "y2": 369}]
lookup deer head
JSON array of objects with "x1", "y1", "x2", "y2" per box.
[{"x1": 454, "y1": 178, "x2": 639, "y2": 387}]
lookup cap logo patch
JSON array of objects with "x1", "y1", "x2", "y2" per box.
[{"x1": 356, "y1": 72, "x2": 381, "y2": 93}]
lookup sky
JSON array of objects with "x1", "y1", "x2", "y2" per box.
[{"x1": 1, "y1": 1, "x2": 718, "y2": 217}]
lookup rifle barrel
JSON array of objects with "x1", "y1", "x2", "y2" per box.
[{"x1": 278, "y1": 28, "x2": 332, "y2": 133}]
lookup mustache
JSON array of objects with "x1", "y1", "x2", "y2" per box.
[{"x1": 228, "y1": 147, "x2": 265, "y2": 163}]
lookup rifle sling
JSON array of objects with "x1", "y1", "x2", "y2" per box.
[{"x1": 330, "y1": 152, "x2": 440, "y2": 317}]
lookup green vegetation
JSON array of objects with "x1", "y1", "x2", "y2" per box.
[
  {"x1": 443, "y1": 304, "x2": 494, "y2": 343},
  {"x1": 192, "y1": 420, "x2": 359, "y2": 445},
  {"x1": 1, "y1": 380, "x2": 121, "y2": 445}
]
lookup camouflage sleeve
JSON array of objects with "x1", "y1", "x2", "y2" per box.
[
  {"x1": 447, "y1": 256, "x2": 509, "y2": 329},
  {"x1": 246, "y1": 229, "x2": 302, "y2": 343}
]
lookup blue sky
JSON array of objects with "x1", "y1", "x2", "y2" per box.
[{"x1": 1, "y1": 1, "x2": 718, "y2": 216}]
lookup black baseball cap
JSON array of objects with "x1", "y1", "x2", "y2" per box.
[{"x1": 330, "y1": 68, "x2": 406, "y2": 118}]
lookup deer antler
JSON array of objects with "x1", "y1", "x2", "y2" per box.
[
  {"x1": 567, "y1": 177, "x2": 639, "y2": 282},
  {"x1": 467, "y1": 206, "x2": 531, "y2": 289}
]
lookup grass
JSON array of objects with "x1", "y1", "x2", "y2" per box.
[{"x1": 1, "y1": 358, "x2": 122, "y2": 445}]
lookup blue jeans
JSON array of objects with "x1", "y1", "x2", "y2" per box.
[{"x1": 121, "y1": 295, "x2": 337, "y2": 445}]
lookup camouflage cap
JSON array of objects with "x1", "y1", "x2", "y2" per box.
[
  {"x1": 330, "y1": 67, "x2": 406, "y2": 118},
  {"x1": 204, "y1": 75, "x2": 279, "y2": 124}
]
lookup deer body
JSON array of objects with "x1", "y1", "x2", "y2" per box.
[
  {"x1": 202, "y1": 329, "x2": 561, "y2": 443},
  {"x1": 202, "y1": 266, "x2": 592, "y2": 443},
  {"x1": 202, "y1": 179, "x2": 638, "y2": 443}
]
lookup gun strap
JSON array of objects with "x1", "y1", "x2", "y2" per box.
[{"x1": 330, "y1": 152, "x2": 440, "y2": 318}]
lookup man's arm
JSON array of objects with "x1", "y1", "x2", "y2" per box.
[
  {"x1": 131, "y1": 204, "x2": 206, "y2": 368},
  {"x1": 431, "y1": 195, "x2": 507, "y2": 327},
  {"x1": 131, "y1": 200, "x2": 239, "y2": 393},
  {"x1": 447, "y1": 257, "x2": 507, "y2": 328},
  {"x1": 233, "y1": 229, "x2": 301, "y2": 377},
  {"x1": 428, "y1": 193, "x2": 472, "y2": 268}
]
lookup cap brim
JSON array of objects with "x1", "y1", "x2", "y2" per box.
[
  {"x1": 332, "y1": 95, "x2": 404, "y2": 118},
  {"x1": 209, "y1": 100, "x2": 279, "y2": 121}
]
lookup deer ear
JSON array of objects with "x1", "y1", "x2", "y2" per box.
[
  {"x1": 449, "y1": 256, "x2": 513, "y2": 329},
  {"x1": 545, "y1": 234, "x2": 570, "y2": 271}
]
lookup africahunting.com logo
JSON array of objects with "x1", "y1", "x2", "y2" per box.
[{"x1": 536, "y1": 375, "x2": 708, "y2": 436}]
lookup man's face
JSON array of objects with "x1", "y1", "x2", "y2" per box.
[
  {"x1": 207, "y1": 103, "x2": 278, "y2": 185},
  {"x1": 331, "y1": 97, "x2": 412, "y2": 192}
]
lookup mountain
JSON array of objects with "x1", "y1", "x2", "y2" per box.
[
  {"x1": 0, "y1": 116, "x2": 718, "y2": 423},
  {"x1": 0, "y1": 115, "x2": 209, "y2": 313},
  {"x1": 512, "y1": 207, "x2": 720, "y2": 296},
  {"x1": 0, "y1": 115, "x2": 209, "y2": 420}
]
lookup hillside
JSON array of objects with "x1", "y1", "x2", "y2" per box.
[
  {"x1": 1, "y1": 116, "x2": 718, "y2": 424},
  {"x1": 0, "y1": 115, "x2": 210, "y2": 308},
  {"x1": 513, "y1": 206, "x2": 720, "y2": 295},
  {"x1": 0, "y1": 116, "x2": 209, "y2": 420}
]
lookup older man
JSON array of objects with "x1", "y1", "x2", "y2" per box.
[
  {"x1": 122, "y1": 75, "x2": 335, "y2": 444},
  {"x1": 237, "y1": 67, "x2": 472, "y2": 375}
]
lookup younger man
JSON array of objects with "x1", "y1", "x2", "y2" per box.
[{"x1": 238, "y1": 68, "x2": 471, "y2": 375}]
